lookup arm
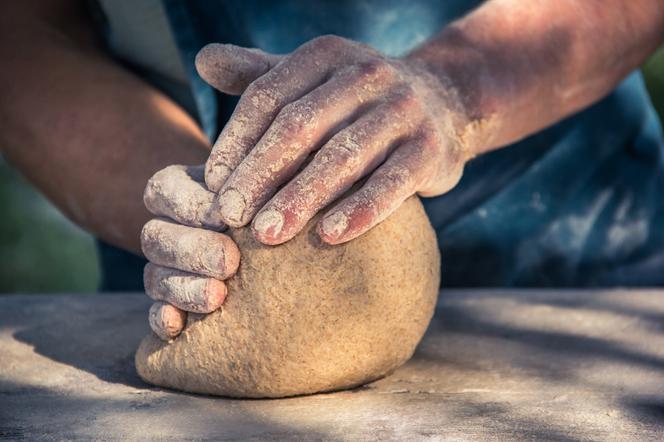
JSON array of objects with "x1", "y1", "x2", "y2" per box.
[
  {"x1": 192, "y1": 0, "x2": 664, "y2": 248},
  {"x1": 0, "y1": 0, "x2": 210, "y2": 254},
  {"x1": 408, "y1": 0, "x2": 664, "y2": 155},
  {"x1": 137, "y1": 0, "x2": 664, "y2": 340}
]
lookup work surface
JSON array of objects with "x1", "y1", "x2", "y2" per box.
[{"x1": 1, "y1": 290, "x2": 663, "y2": 441}]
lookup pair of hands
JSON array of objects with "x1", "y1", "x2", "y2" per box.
[{"x1": 141, "y1": 35, "x2": 469, "y2": 340}]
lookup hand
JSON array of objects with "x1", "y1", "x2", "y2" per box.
[
  {"x1": 196, "y1": 35, "x2": 469, "y2": 246},
  {"x1": 140, "y1": 165, "x2": 240, "y2": 340}
]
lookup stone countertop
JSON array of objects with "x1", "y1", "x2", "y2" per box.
[{"x1": 1, "y1": 289, "x2": 663, "y2": 440}]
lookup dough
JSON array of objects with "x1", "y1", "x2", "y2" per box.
[{"x1": 135, "y1": 196, "x2": 440, "y2": 398}]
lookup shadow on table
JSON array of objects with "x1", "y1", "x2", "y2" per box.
[
  {"x1": 12, "y1": 295, "x2": 151, "y2": 388},
  {"x1": 514, "y1": 291, "x2": 664, "y2": 333},
  {"x1": 419, "y1": 290, "x2": 664, "y2": 381},
  {"x1": 0, "y1": 380, "x2": 332, "y2": 440},
  {"x1": 430, "y1": 303, "x2": 664, "y2": 380},
  {"x1": 413, "y1": 289, "x2": 664, "y2": 434},
  {"x1": 13, "y1": 290, "x2": 664, "y2": 389},
  {"x1": 9, "y1": 291, "x2": 664, "y2": 438}
]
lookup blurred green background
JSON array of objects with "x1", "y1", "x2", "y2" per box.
[
  {"x1": 1, "y1": 48, "x2": 664, "y2": 293},
  {"x1": 0, "y1": 158, "x2": 100, "y2": 293}
]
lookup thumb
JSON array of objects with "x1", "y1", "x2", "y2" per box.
[{"x1": 195, "y1": 43, "x2": 282, "y2": 95}]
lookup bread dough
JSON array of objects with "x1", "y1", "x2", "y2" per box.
[{"x1": 135, "y1": 196, "x2": 440, "y2": 398}]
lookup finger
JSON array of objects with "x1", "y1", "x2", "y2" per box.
[
  {"x1": 252, "y1": 90, "x2": 420, "y2": 244},
  {"x1": 216, "y1": 60, "x2": 397, "y2": 228},
  {"x1": 144, "y1": 263, "x2": 226, "y2": 314},
  {"x1": 318, "y1": 136, "x2": 461, "y2": 244},
  {"x1": 144, "y1": 165, "x2": 225, "y2": 230},
  {"x1": 204, "y1": 36, "x2": 361, "y2": 192},
  {"x1": 195, "y1": 43, "x2": 282, "y2": 95},
  {"x1": 149, "y1": 301, "x2": 187, "y2": 340},
  {"x1": 141, "y1": 219, "x2": 240, "y2": 279}
]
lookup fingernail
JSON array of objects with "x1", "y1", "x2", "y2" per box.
[
  {"x1": 204, "y1": 279, "x2": 227, "y2": 311},
  {"x1": 202, "y1": 244, "x2": 227, "y2": 277},
  {"x1": 320, "y1": 211, "x2": 348, "y2": 239},
  {"x1": 253, "y1": 209, "x2": 285, "y2": 238},
  {"x1": 218, "y1": 188, "x2": 246, "y2": 226}
]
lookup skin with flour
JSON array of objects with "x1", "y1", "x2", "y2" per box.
[
  {"x1": 142, "y1": 0, "x2": 664, "y2": 339},
  {"x1": 1, "y1": 1, "x2": 663, "y2": 339}
]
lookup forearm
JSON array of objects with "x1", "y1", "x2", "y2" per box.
[
  {"x1": 408, "y1": 0, "x2": 664, "y2": 156},
  {"x1": 0, "y1": 1, "x2": 209, "y2": 254}
]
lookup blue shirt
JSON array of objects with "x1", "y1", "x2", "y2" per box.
[{"x1": 96, "y1": 0, "x2": 664, "y2": 287}]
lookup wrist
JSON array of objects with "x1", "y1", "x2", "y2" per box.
[{"x1": 404, "y1": 25, "x2": 507, "y2": 157}]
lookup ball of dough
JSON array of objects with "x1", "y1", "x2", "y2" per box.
[{"x1": 135, "y1": 196, "x2": 440, "y2": 398}]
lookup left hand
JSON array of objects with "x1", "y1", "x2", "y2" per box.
[
  {"x1": 196, "y1": 35, "x2": 470, "y2": 246},
  {"x1": 140, "y1": 165, "x2": 240, "y2": 340}
]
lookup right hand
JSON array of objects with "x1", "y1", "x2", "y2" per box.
[
  {"x1": 140, "y1": 164, "x2": 241, "y2": 340},
  {"x1": 196, "y1": 40, "x2": 467, "y2": 247}
]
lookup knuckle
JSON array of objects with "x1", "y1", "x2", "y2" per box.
[
  {"x1": 144, "y1": 171, "x2": 163, "y2": 198},
  {"x1": 381, "y1": 165, "x2": 412, "y2": 191},
  {"x1": 325, "y1": 133, "x2": 364, "y2": 169},
  {"x1": 384, "y1": 158, "x2": 412, "y2": 182},
  {"x1": 391, "y1": 86, "x2": 419, "y2": 112},
  {"x1": 275, "y1": 101, "x2": 317, "y2": 135},
  {"x1": 144, "y1": 165, "x2": 189, "y2": 210},
  {"x1": 354, "y1": 58, "x2": 395, "y2": 82},
  {"x1": 140, "y1": 219, "x2": 164, "y2": 248},
  {"x1": 241, "y1": 79, "x2": 284, "y2": 110},
  {"x1": 143, "y1": 178, "x2": 159, "y2": 208},
  {"x1": 140, "y1": 220, "x2": 155, "y2": 244}
]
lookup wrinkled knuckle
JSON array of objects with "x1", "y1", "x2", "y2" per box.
[
  {"x1": 391, "y1": 86, "x2": 419, "y2": 112},
  {"x1": 143, "y1": 178, "x2": 160, "y2": 208},
  {"x1": 355, "y1": 58, "x2": 395, "y2": 82},
  {"x1": 242, "y1": 79, "x2": 283, "y2": 110},
  {"x1": 383, "y1": 164, "x2": 413, "y2": 189},
  {"x1": 275, "y1": 101, "x2": 317, "y2": 135},
  {"x1": 326, "y1": 134, "x2": 364, "y2": 169},
  {"x1": 140, "y1": 221, "x2": 153, "y2": 244},
  {"x1": 140, "y1": 219, "x2": 162, "y2": 247},
  {"x1": 145, "y1": 165, "x2": 185, "y2": 205}
]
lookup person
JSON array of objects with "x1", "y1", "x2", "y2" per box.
[{"x1": 2, "y1": 0, "x2": 664, "y2": 339}]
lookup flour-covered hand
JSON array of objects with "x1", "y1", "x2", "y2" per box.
[
  {"x1": 140, "y1": 165, "x2": 240, "y2": 340},
  {"x1": 196, "y1": 35, "x2": 470, "y2": 245}
]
